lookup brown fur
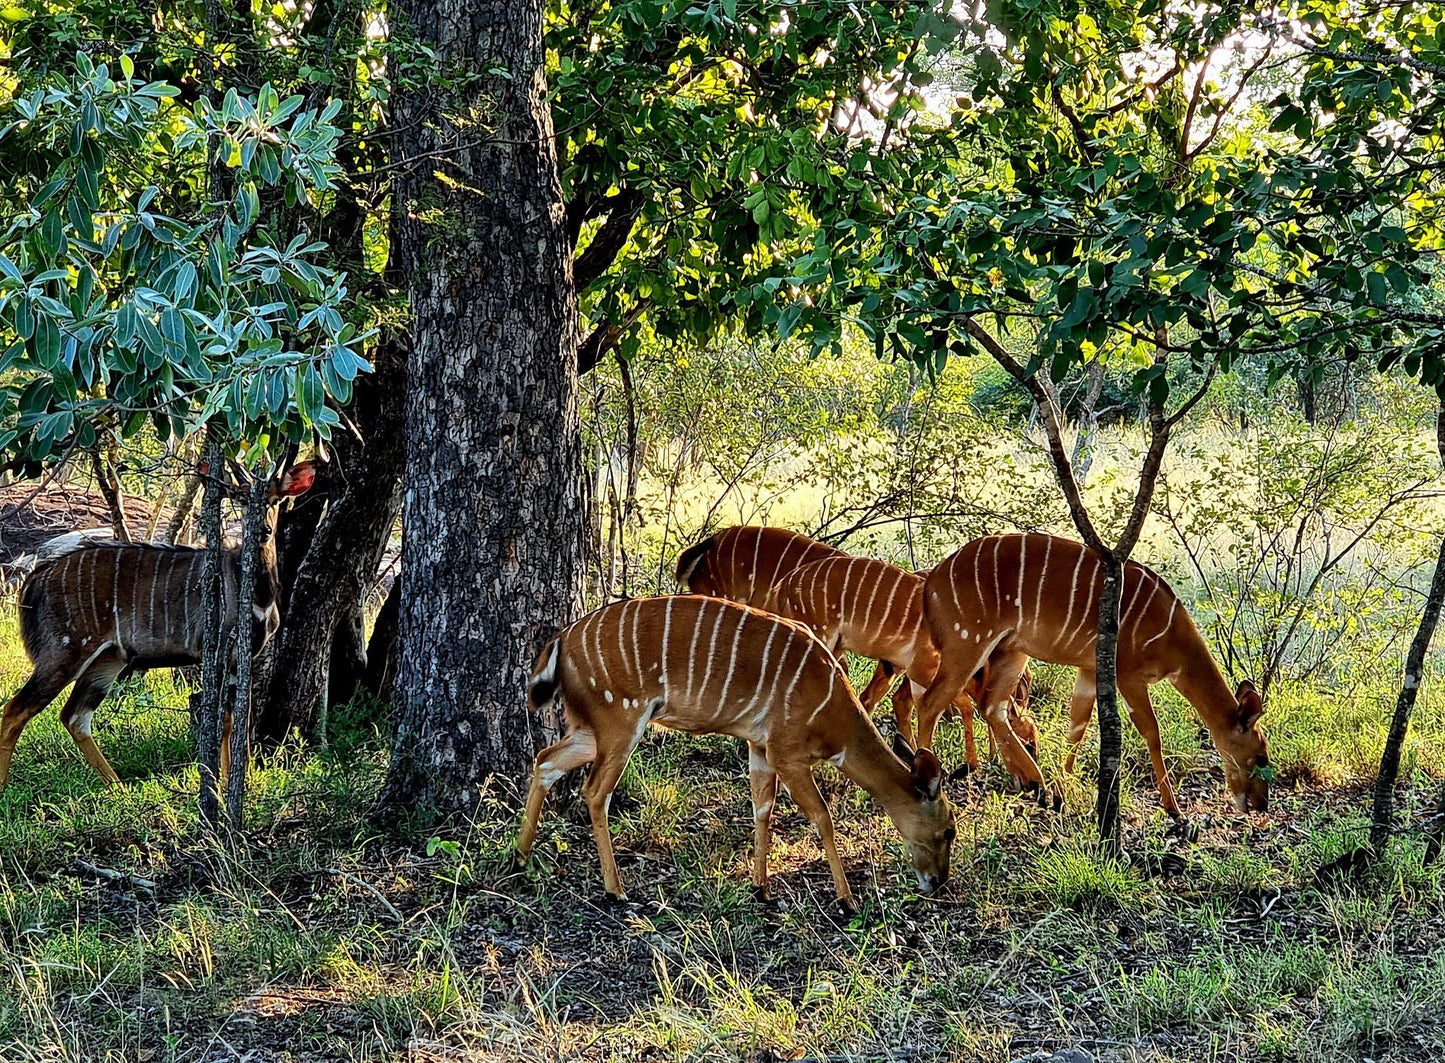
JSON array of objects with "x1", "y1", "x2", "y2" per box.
[
  {"x1": 515, "y1": 595, "x2": 956, "y2": 909},
  {"x1": 0, "y1": 461, "x2": 317, "y2": 790},
  {"x1": 763, "y1": 555, "x2": 1039, "y2": 774},
  {"x1": 919, "y1": 534, "x2": 1269, "y2": 817}
]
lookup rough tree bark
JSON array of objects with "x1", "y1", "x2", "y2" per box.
[
  {"x1": 377, "y1": 0, "x2": 585, "y2": 817},
  {"x1": 254, "y1": 336, "x2": 407, "y2": 745},
  {"x1": 1370, "y1": 403, "x2": 1445, "y2": 851}
]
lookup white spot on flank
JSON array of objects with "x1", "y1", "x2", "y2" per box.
[
  {"x1": 604, "y1": 690, "x2": 615, "y2": 703},
  {"x1": 974, "y1": 633, "x2": 981, "y2": 643},
  {"x1": 954, "y1": 622, "x2": 961, "y2": 632},
  {"x1": 589, "y1": 676, "x2": 598, "y2": 688},
  {"x1": 61, "y1": 635, "x2": 71, "y2": 647},
  {"x1": 960, "y1": 629, "x2": 969, "y2": 639}
]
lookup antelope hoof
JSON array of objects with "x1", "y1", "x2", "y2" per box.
[
  {"x1": 947, "y1": 763, "x2": 976, "y2": 785},
  {"x1": 602, "y1": 889, "x2": 631, "y2": 909},
  {"x1": 836, "y1": 895, "x2": 857, "y2": 918}
]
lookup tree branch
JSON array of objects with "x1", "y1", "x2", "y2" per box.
[{"x1": 573, "y1": 188, "x2": 648, "y2": 290}]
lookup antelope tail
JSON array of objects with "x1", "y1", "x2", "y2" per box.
[{"x1": 528, "y1": 637, "x2": 562, "y2": 711}]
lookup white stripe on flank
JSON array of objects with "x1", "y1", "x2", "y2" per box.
[
  {"x1": 749, "y1": 528, "x2": 764, "y2": 601},
  {"x1": 697, "y1": 602, "x2": 727, "y2": 706},
  {"x1": 948, "y1": 550, "x2": 963, "y2": 620},
  {"x1": 111, "y1": 550, "x2": 123, "y2": 657},
  {"x1": 737, "y1": 623, "x2": 780, "y2": 722},
  {"x1": 593, "y1": 606, "x2": 610, "y2": 682},
  {"x1": 78, "y1": 550, "x2": 93, "y2": 631},
  {"x1": 1016, "y1": 535, "x2": 1028, "y2": 617},
  {"x1": 878, "y1": 567, "x2": 905, "y2": 647},
  {"x1": 1141, "y1": 597, "x2": 1179, "y2": 649},
  {"x1": 148, "y1": 551, "x2": 163, "y2": 649},
  {"x1": 574, "y1": 610, "x2": 595, "y2": 676},
  {"x1": 1060, "y1": 546, "x2": 1088, "y2": 649},
  {"x1": 1066, "y1": 554, "x2": 1102, "y2": 649},
  {"x1": 683, "y1": 599, "x2": 706, "y2": 700},
  {"x1": 766, "y1": 536, "x2": 793, "y2": 602},
  {"x1": 716, "y1": 609, "x2": 747, "y2": 708},
  {"x1": 614, "y1": 598, "x2": 631, "y2": 680},
  {"x1": 840, "y1": 558, "x2": 859, "y2": 628},
  {"x1": 991, "y1": 537, "x2": 1002, "y2": 614},
  {"x1": 780, "y1": 636, "x2": 812, "y2": 721},
  {"x1": 860, "y1": 562, "x2": 885, "y2": 636},
  {"x1": 971, "y1": 543, "x2": 984, "y2": 615},
  {"x1": 1033, "y1": 537, "x2": 1052, "y2": 629},
  {"x1": 1131, "y1": 574, "x2": 1162, "y2": 644},
  {"x1": 1119, "y1": 571, "x2": 1146, "y2": 629},
  {"x1": 660, "y1": 597, "x2": 676, "y2": 685},
  {"x1": 629, "y1": 598, "x2": 645, "y2": 683},
  {"x1": 56, "y1": 552, "x2": 73, "y2": 629},
  {"x1": 806, "y1": 668, "x2": 838, "y2": 722},
  {"x1": 128, "y1": 550, "x2": 142, "y2": 651},
  {"x1": 181, "y1": 553, "x2": 196, "y2": 650},
  {"x1": 721, "y1": 531, "x2": 741, "y2": 598}
]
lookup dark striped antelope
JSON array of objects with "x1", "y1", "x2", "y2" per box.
[
  {"x1": 919, "y1": 533, "x2": 1269, "y2": 818},
  {"x1": 763, "y1": 554, "x2": 1039, "y2": 778},
  {"x1": 515, "y1": 595, "x2": 956, "y2": 910},
  {"x1": 0, "y1": 461, "x2": 318, "y2": 790}
]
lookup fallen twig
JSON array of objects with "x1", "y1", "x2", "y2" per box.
[
  {"x1": 316, "y1": 867, "x2": 405, "y2": 924},
  {"x1": 73, "y1": 859, "x2": 158, "y2": 892}
]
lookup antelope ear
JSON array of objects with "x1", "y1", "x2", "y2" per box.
[
  {"x1": 1236, "y1": 680, "x2": 1264, "y2": 729},
  {"x1": 674, "y1": 536, "x2": 714, "y2": 590},
  {"x1": 912, "y1": 749, "x2": 944, "y2": 802},
  {"x1": 275, "y1": 460, "x2": 319, "y2": 499},
  {"x1": 892, "y1": 733, "x2": 916, "y2": 766}
]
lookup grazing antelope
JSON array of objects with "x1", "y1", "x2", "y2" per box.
[
  {"x1": 763, "y1": 555, "x2": 1039, "y2": 777},
  {"x1": 0, "y1": 461, "x2": 318, "y2": 790},
  {"x1": 918, "y1": 533, "x2": 1270, "y2": 817},
  {"x1": 677, "y1": 527, "x2": 1034, "y2": 776},
  {"x1": 676, "y1": 526, "x2": 908, "y2": 707},
  {"x1": 515, "y1": 595, "x2": 956, "y2": 910}
]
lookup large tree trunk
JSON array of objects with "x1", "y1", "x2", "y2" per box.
[
  {"x1": 254, "y1": 337, "x2": 407, "y2": 745},
  {"x1": 1370, "y1": 404, "x2": 1445, "y2": 851},
  {"x1": 377, "y1": 0, "x2": 585, "y2": 818}
]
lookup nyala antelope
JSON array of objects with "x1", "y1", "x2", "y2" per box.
[
  {"x1": 676, "y1": 526, "x2": 1033, "y2": 773},
  {"x1": 515, "y1": 595, "x2": 957, "y2": 910},
  {"x1": 675, "y1": 525, "x2": 904, "y2": 705},
  {"x1": 0, "y1": 460, "x2": 318, "y2": 790},
  {"x1": 919, "y1": 533, "x2": 1270, "y2": 817},
  {"x1": 763, "y1": 554, "x2": 1039, "y2": 780}
]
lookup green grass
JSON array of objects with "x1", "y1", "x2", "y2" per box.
[{"x1": 2, "y1": 630, "x2": 1445, "y2": 1062}]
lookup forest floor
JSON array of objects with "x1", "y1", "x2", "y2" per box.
[{"x1": 3, "y1": 649, "x2": 1445, "y2": 1063}]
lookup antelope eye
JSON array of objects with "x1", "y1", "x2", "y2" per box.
[{"x1": 942, "y1": 828, "x2": 956, "y2": 843}]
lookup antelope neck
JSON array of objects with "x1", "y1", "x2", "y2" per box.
[{"x1": 834, "y1": 708, "x2": 915, "y2": 811}]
